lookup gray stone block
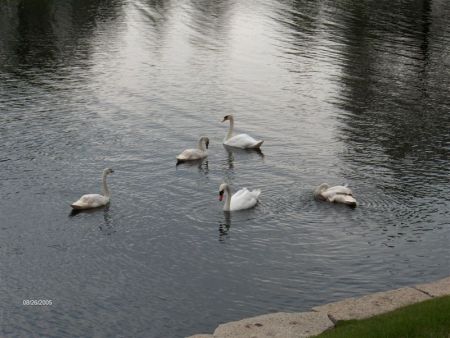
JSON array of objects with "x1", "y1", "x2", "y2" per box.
[
  {"x1": 415, "y1": 276, "x2": 450, "y2": 297},
  {"x1": 185, "y1": 335, "x2": 214, "y2": 338},
  {"x1": 213, "y1": 311, "x2": 334, "y2": 338},
  {"x1": 312, "y1": 287, "x2": 431, "y2": 321}
]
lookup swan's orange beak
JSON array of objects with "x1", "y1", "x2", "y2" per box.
[{"x1": 219, "y1": 191, "x2": 224, "y2": 201}]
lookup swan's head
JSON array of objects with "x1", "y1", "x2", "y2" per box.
[
  {"x1": 203, "y1": 137, "x2": 210, "y2": 149},
  {"x1": 103, "y1": 168, "x2": 114, "y2": 175},
  {"x1": 314, "y1": 183, "x2": 329, "y2": 196},
  {"x1": 221, "y1": 114, "x2": 233, "y2": 122},
  {"x1": 219, "y1": 183, "x2": 228, "y2": 201}
]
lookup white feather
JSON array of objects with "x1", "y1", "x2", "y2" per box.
[
  {"x1": 230, "y1": 188, "x2": 261, "y2": 211},
  {"x1": 224, "y1": 133, "x2": 264, "y2": 149},
  {"x1": 222, "y1": 115, "x2": 263, "y2": 149},
  {"x1": 71, "y1": 194, "x2": 110, "y2": 209},
  {"x1": 314, "y1": 183, "x2": 357, "y2": 207},
  {"x1": 220, "y1": 183, "x2": 261, "y2": 211}
]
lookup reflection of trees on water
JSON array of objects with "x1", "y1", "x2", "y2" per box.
[
  {"x1": 187, "y1": 0, "x2": 234, "y2": 50},
  {"x1": 0, "y1": 0, "x2": 126, "y2": 155},
  {"x1": 0, "y1": 0, "x2": 124, "y2": 72},
  {"x1": 328, "y1": 0, "x2": 450, "y2": 186},
  {"x1": 275, "y1": 0, "x2": 449, "y2": 186},
  {"x1": 276, "y1": 0, "x2": 321, "y2": 47},
  {"x1": 133, "y1": 0, "x2": 173, "y2": 49}
]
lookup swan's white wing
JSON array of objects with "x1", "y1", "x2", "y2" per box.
[
  {"x1": 230, "y1": 188, "x2": 260, "y2": 211},
  {"x1": 176, "y1": 148, "x2": 207, "y2": 161},
  {"x1": 329, "y1": 194, "x2": 357, "y2": 207},
  {"x1": 71, "y1": 194, "x2": 109, "y2": 209},
  {"x1": 224, "y1": 134, "x2": 263, "y2": 149},
  {"x1": 321, "y1": 185, "x2": 353, "y2": 199},
  {"x1": 232, "y1": 187, "x2": 249, "y2": 199}
]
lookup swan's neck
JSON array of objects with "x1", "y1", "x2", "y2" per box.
[
  {"x1": 313, "y1": 187, "x2": 322, "y2": 198},
  {"x1": 223, "y1": 185, "x2": 232, "y2": 211},
  {"x1": 102, "y1": 173, "x2": 110, "y2": 197},
  {"x1": 226, "y1": 117, "x2": 234, "y2": 141},
  {"x1": 314, "y1": 184, "x2": 329, "y2": 200},
  {"x1": 197, "y1": 138, "x2": 206, "y2": 151}
]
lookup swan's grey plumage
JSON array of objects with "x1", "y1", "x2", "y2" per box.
[
  {"x1": 71, "y1": 168, "x2": 114, "y2": 209},
  {"x1": 176, "y1": 136, "x2": 209, "y2": 162}
]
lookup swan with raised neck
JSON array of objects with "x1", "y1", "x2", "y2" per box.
[
  {"x1": 219, "y1": 183, "x2": 232, "y2": 211},
  {"x1": 218, "y1": 182, "x2": 261, "y2": 211},
  {"x1": 101, "y1": 168, "x2": 113, "y2": 197},
  {"x1": 176, "y1": 136, "x2": 209, "y2": 163},
  {"x1": 197, "y1": 136, "x2": 210, "y2": 151},
  {"x1": 221, "y1": 114, "x2": 264, "y2": 149},
  {"x1": 70, "y1": 168, "x2": 114, "y2": 210},
  {"x1": 222, "y1": 115, "x2": 235, "y2": 142}
]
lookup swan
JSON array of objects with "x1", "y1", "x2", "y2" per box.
[
  {"x1": 219, "y1": 183, "x2": 261, "y2": 211},
  {"x1": 71, "y1": 168, "x2": 114, "y2": 210},
  {"x1": 176, "y1": 136, "x2": 209, "y2": 163},
  {"x1": 222, "y1": 115, "x2": 263, "y2": 149},
  {"x1": 314, "y1": 183, "x2": 357, "y2": 207}
]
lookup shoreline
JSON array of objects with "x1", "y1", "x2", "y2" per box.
[{"x1": 187, "y1": 276, "x2": 450, "y2": 338}]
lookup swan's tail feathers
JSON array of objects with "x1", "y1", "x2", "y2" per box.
[
  {"x1": 330, "y1": 194, "x2": 357, "y2": 208},
  {"x1": 251, "y1": 140, "x2": 264, "y2": 149},
  {"x1": 71, "y1": 196, "x2": 93, "y2": 210},
  {"x1": 176, "y1": 155, "x2": 189, "y2": 165},
  {"x1": 71, "y1": 201, "x2": 86, "y2": 210},
  {"x1": 345, "y1": 197, "x2": 357, "y2": 208},
  {"x1": 252, "y1": 189, "x2": 262, "y2": 199}
]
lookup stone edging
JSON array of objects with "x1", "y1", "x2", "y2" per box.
[{"x1": 187, "y1": 276, "x2": 450, "y2": 338}]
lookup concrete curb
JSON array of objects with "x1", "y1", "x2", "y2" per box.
[
  {"x1": 186, "y1": 276, "x2": 450, "y2": 338},
  {"x1": 312, "y1": 286, "x2": 430, "y2": 322}
]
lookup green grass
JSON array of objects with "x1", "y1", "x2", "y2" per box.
[{"x1": 315, "y1": 295, "x2": 450, "y2": 338}]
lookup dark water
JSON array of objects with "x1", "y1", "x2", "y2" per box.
[{"x1": 1, "y1": 0, "x2": 449, "y2": 337}]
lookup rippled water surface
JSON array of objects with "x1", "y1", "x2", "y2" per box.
[{"x1": 1, "y1": 0, "x2": 450, "y2": 337}]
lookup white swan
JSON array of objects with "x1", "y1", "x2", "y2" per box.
[
  {"x1": 71, "y1": 168, "x2": 114, "y2": 209},
  {"x1": 176, "y1": 136, "x2": 209, "y2": 163},
  {"x1": 219, "y1": 183, "x2": 261, "y2": 211},
  {"x1": 222, "y1": 115, "x2": 263, "y2": 149},
  {"x1": 314, "y1": 183, "x2": 357, "y2": 207}
]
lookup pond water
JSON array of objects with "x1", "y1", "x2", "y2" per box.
[{"x1": 1, "y1": 0, "x2": 449, "y2": 337}]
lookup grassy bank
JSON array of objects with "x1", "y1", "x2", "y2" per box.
[{"x1": 315, "y1": 295, "x2": 450, "y2": 338}]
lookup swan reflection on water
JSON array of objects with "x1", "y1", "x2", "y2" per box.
[
  {"x1": 176, "y1": 158, "x2": 209, "y2": 174},
  {"x1": 69, "y1": 204, "x2": 110, "y2": 217},
  {"x1": 218, "y1": 212, "x2": 231, "y2": 242},
  {"x1": 69, "y1": 205, "x2": 116, "y2": 235},
  {"x1": 223, "y1": 144, "x2": 264, "y2": 170},
  {"x1": 98, "y1": 207, "x2": 116, "y2": 235}
]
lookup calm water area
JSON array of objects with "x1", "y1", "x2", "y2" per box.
[{"x1": 0, "y1": 0, "x2": 449, "y2": 337}]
